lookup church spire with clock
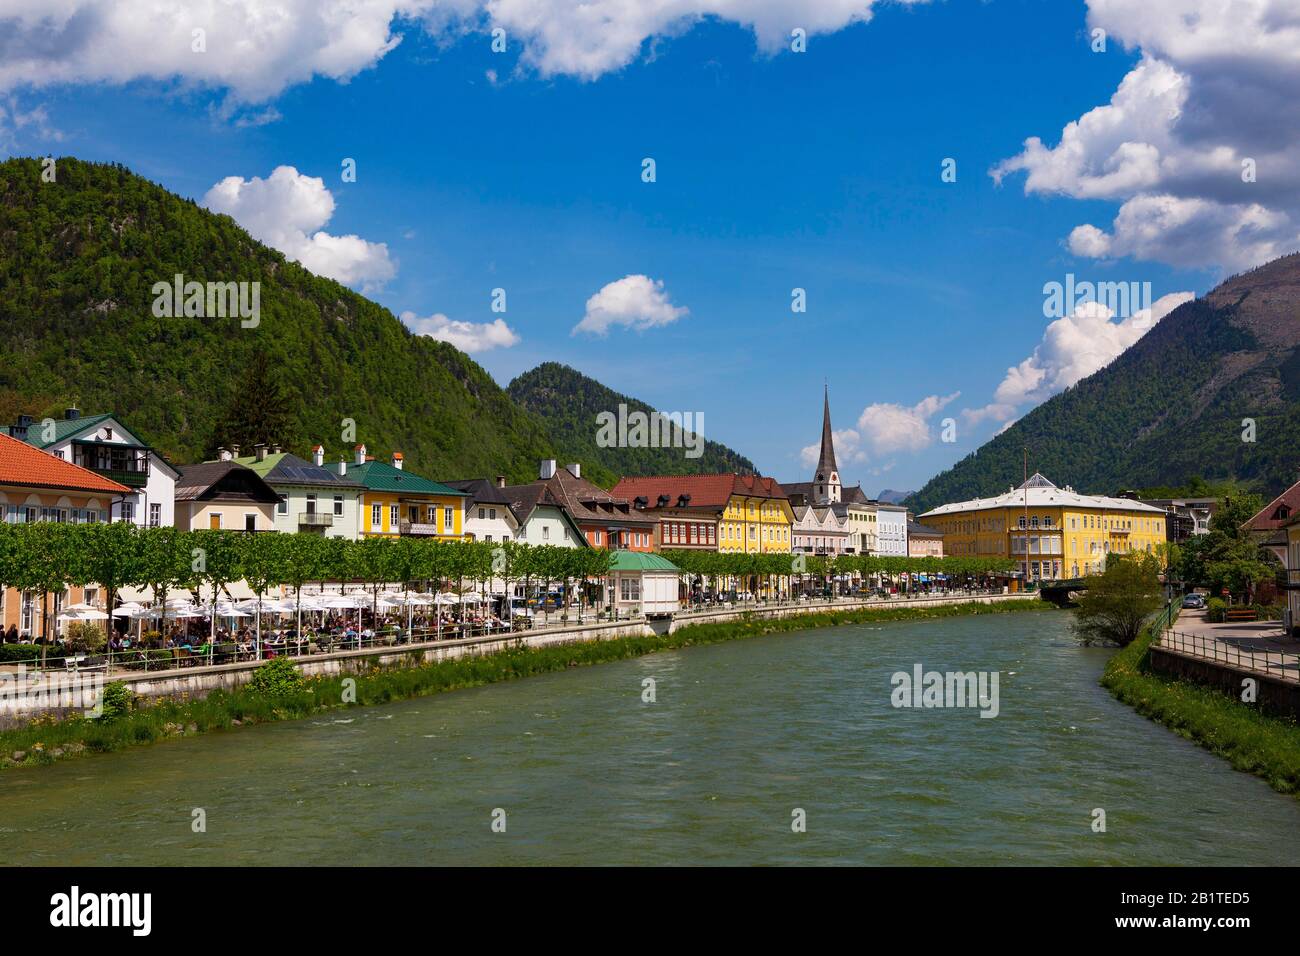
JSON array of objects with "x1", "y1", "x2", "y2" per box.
[{"x1": 813, "y1": 385, "x2": 841, "y2": 504}]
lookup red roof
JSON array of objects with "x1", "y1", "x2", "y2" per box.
[
  {"x1": 0, "y1": 432, "x2": 131, "y2": 495},
  {"x1": 1243, "y1": 480, "x2": 1300, "y2": 535},
  {"x1": 612, "y1": 473, "x2": 787, "y2": 510}
]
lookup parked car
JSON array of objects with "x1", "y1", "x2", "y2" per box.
[{"x1": 1181, "y1": 593, "x2": 1206, "y2": 609}]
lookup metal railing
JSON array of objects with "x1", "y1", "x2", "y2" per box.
[
  {"x1": 1157, "y1": 627, "x2": 1300, "y2": 683},
  {"x1": 297, "y1": 512, "x2": 333, "y2": 527}
]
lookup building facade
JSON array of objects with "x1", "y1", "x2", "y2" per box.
[
  {"x1": 907, "y1": 520, "x2": 944, "y2": 558},
  {"x1": 919, "y1": 473, "x2": 1167, "y2": 581},
  {"x1": 173, "y1": 461, "x2": 281, "y2": 532},
  {"x1": 349, "y1": 446, "x2": 467, "y2": 539},
  {"x1": 875, "y1": 504, "x2": 909, "y2": 556},
  {"x1": 443, "y1": 477, "x2": 522, "y2": 543},
  {"x1": 226, "y1": 444, "x2": 364, "y2": 538},
  {"x1": 0, "y1": 432, "x2": 131, "y2": 637},
  {"x1": 791, "y1": 504, "x2": 850, "y2": 556},
  {"x1": 5, "y1": 409, "x2": 179, "y2": 528},
  {"x1": 614, "y1": 473, "x2": 792, "y2": 554}
]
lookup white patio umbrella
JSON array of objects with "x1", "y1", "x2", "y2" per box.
[{"x1": 57, "y1": 607, "x2": 110, "y2": 622}]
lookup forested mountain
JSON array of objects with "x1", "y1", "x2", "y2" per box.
[
  {"x1": 0, "y1": 157, "x2": 559, "y2": 482},
  {"x1": 909, "y1": 252, "x2": 1300, "y2": 513},
  {"x1": 508, "y1": 362, "x2": 756, "y2": 487}
]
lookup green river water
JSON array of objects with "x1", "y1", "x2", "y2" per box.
[{"x1": 2, "y1": 610, "x2": 1298, "y2": 865}]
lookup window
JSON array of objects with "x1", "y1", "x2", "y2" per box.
[
  {"x1": 390, "y1": 505, "x2": 400, "y2": 529},
  {"x1": 444, "y1": 507, "x2": 454, "y2": 532},
  {"x1": 306, "y1": 494, "x2": 317, "y2": 515},
  {"x1": 149, "y1": 503, "x2": 161, "y2": 527},
  {"x1": 277, "y1": 495, "x2": 288, "y2": 516},
  {"x1": 333, "y1": 495, "x2": 344, "y2": 516},
  {"x1": 245, "y1": 513, "x2": 257, "y2": 532},
  {"x1": 489, "y1": 508, "x2": 496, "y2": 520},
  {"x1": 542, "y1": 526, "x2": 550, "y2": 541},
  {"x1": 122, "y1": 501, "x2": 135, "y2": 523},
  {"x1": 371, "y1": 503, "x2": 382, "y2": 529},
  {"x1": 479, "y1": 507, "x2": 486, "y2": 520},
  {"x1": 210, "y1": 513, "x2": 223, "y2": 530},
  {"x1": 427, "y1": 505, "x2": 437, "y2": 522}
]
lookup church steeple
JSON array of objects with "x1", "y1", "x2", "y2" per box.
[{"x1": 813, "y1": 384, "x2": 841, "y2": 504}]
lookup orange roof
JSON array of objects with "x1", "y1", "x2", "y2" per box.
[
  {"x1": 613, "y1": 473, "x2": 787, "y2": 510},
  {"x1": 0, "y1": 431, "x2": 131, "y2": 495}
]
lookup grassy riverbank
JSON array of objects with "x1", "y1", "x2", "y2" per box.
[
  {"x1": 1101, "y1": 624, "x2": 1300, "y2": 796},
  {"x1": 0, "y1": 598, "x2": 1051, "y2": 770}
]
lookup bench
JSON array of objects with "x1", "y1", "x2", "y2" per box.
[{"x1": 1225, "y1": 609, "x2": 1258, "y2": 622}]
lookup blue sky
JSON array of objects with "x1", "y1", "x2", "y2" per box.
[{"x1": 4, "y1": 0, "x2": 1294, "y2": 494}]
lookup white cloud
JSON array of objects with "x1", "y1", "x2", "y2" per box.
[
  {"x1": 470, "y1": 0, "x2": 923, "y2": 80},
  {"x1": 572, "y1": 274, "x2": 687, "y2": 336},
  {"x1": 964, "y1": 292, "x2": 1192, "y2": 422},
  {"x1": 992, "y1": 1, "x2": 1300, "y2": 273},
  {"x1": 202, "y1": 165, "x2": 395, "y2": 291},
  {"x1": 799, "y1": 428, "x2": 866, "y2": 468},
  {"x1": 0, "y1": 0, "x2": 436, "y2": 104},
  {"x1": 854, "y1": 392, "x2": 958, "y2": 456},
  {"x1": 400, "y1": 310, "x2": 520, "y2": 352},
  {"x1": 0, "y1": 1, "x2": 925, "y2": 107}
]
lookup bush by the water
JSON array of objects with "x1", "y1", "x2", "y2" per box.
[
  {"x1": 96, "y1": 682, "x2": 133, "y2": 721},
  {"x1": 1205, "y1": 597, "x2": 1227, "y2": 622},
  {"x1": 247, "y1": 657, "x2": 306, "y2": 698}
]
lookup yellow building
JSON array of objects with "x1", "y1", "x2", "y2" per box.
[
  {"x1": 918, "y1": 473, "x2": 1166, "y2": 581},
  {"x1": 349, "y1": 447, "x2": 467, "y2": 539},
  {"x1": 720, "y1": 474, "x2": 793, "y2": 554}
]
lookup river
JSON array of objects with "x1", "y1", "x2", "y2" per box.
[{"x1": 3, "y1": 609, "x2": 1298, "y2": 865}]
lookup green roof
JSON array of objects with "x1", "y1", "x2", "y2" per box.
[
  {"x1": 22, "y1": 413, "x2": 115, "y2": 449},
  {"x1": 608, "y1": 550, "x2": 680, "y2": 572},
  {"x1": 349, "y1": 459, "x2": 467, "y2": 497}
]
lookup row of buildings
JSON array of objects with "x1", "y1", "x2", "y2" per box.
[{"x1": 12, "y1": 389, "x2": 1267, "y2": 634}]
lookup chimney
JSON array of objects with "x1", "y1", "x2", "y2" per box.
[
  {"x1": 539, "y1": 459, "x2": 556, "y2": 480},
  {"x1": 217, "y1": 447, "x2": 232, "y2": 462},
  {"x1": 355, "y1": 443, "x2": 367, "y2": 465},
  {"x1": 230, "y1": 444, "x2": 241, "y2": 459},
  {"x1": 65, "y1": 406, "x2": 80, "y2": 421},
  {"x1": 566, "y1": 462, "x2": 581, "y2": 479},
  {"x1": 271, "y1": 443, "x2": 282, "y2": 455},
  {"x1": 312, "y1": 444, "x2": 325, "y2": 467},
  {"x1": 254, "y1": 443, "x2": 268, "y2": 462},
  {"x1": 392, "y1": 452, "x2": 404, "y2": 470},
  {"x1": 496, "y1": 475, "x2": 506, "y2": 489},
  {"x1": 337, "y1": 456, "x2": 347, "y2": 477}
]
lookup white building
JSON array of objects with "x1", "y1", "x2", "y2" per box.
[
  {"x1": 444, "y1": 477, "x2": 522, "y2": 543},
  {"x1": 225, "y1": 444, "x2": 365, "y2": 538},
  {"x1": 876, "y1": 504, "x2": 909, "y2": 556},
  {"x1": 4, "y1": 409, "x2": 179, "y2": 527}
]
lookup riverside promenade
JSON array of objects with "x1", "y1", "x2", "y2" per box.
[
  {"x1": 1157, "y1": 608, "x2": 1299, "y2": 682},
  {"x1": 0, "y1": 590, "x2": 1029, "y2": 726}
]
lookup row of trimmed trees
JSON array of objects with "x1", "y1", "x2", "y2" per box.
[
  {"x1": 660, "y1": 549, "x2": 1017, "y2": 601},
  {"x1": 0, "y1": 523, "x2": 615, "y2": 646}
]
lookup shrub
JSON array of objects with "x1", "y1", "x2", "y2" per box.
[
  {"x1": 96, "y1": 682, "x2": 133, "y2": 721},
  {"x1": 65, "y1": 622, "x2": 107, "y2": 653},
  {"x1": 0, "y1": 644, "x2": 44, "y2": 664},
  {"x1": 1206, "y1": 597, "x2": 1227, "y2": 622},
  {"x1": 247, "y1": 656, "x2": 306, "y2": 698}
]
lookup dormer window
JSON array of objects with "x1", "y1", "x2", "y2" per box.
[{"x1": 1274, "y1": 504, "x2": 1291, "y2": 521}]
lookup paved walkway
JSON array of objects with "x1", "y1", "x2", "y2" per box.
[{"x1": 1161, "y1": 608, "x2": 1300, "y2": 681}]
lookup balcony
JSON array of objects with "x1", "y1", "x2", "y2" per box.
[
  {"x1": 298, "y1": 512, "x2": 333, "y2": 528},
  {"x1": 91, "y1": 467, "x2": 149, "y2": 489},
  {"x1": 400, "y1": 521, "x2": 451, "y2": 537}
]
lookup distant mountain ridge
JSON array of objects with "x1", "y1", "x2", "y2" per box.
[
  {"x1": 909, "y1": 252, "x2": 1300, "y2": 513},
  {"x1": 877, "y1": 489, "x2": 913, "y2": 505},
  {"x1": 508, "y1": 362, "x2": 757, "y2": 487}
]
